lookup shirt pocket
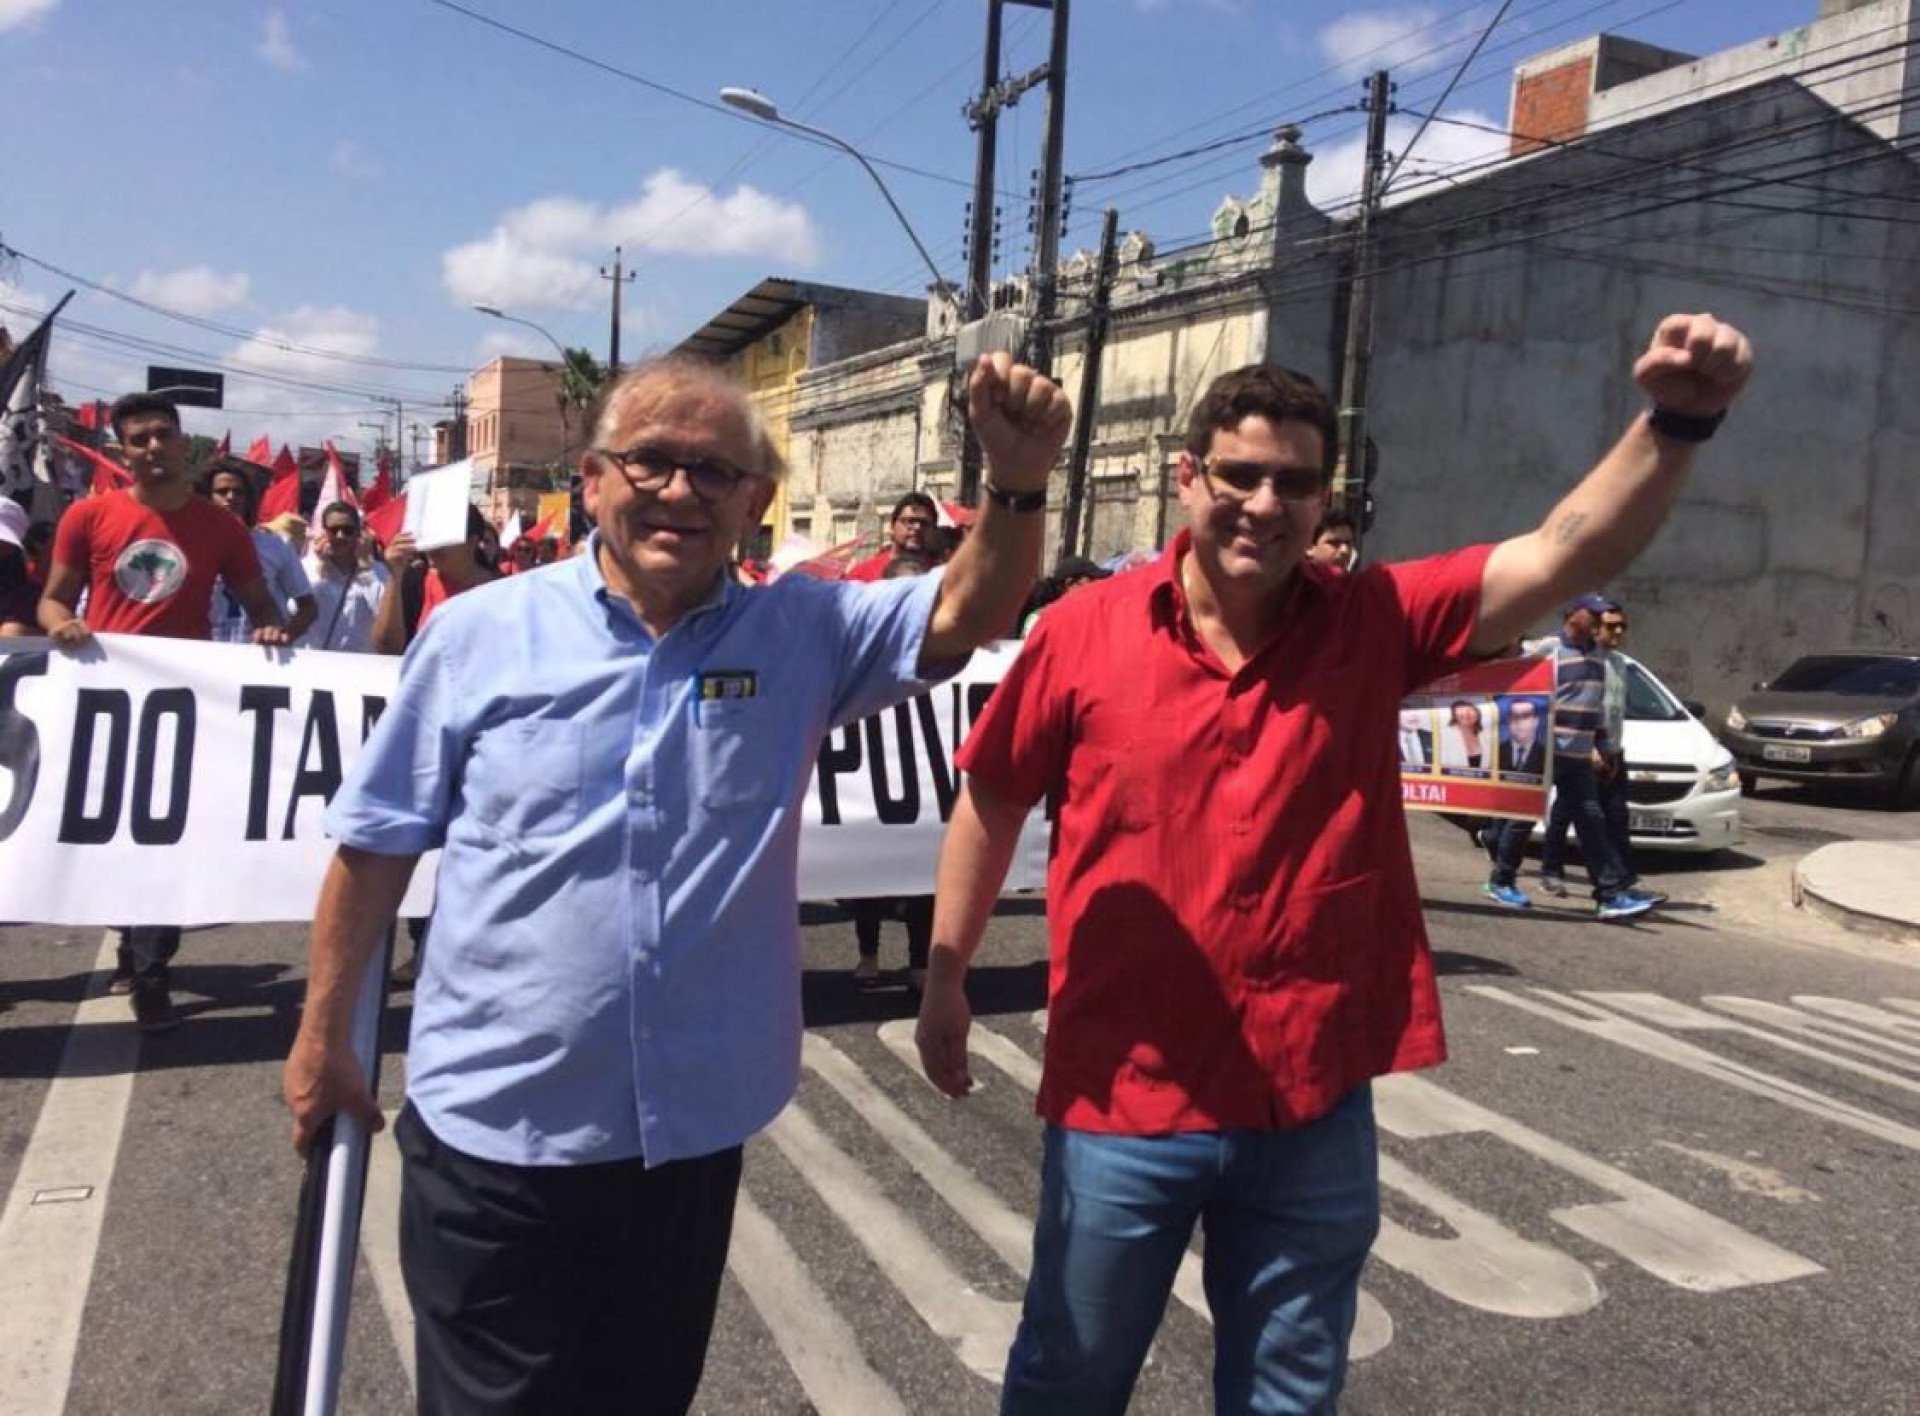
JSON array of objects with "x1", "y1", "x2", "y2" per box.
[
  {"x1": 464, "y1": 720, "x2": 586, "y2": 841},
  {"x1": 691, "y1": 698, "x2": 782, "y2": 810},
  {"x1": 1072, "y1": 708, "x2": 1165, "y2": 832}
]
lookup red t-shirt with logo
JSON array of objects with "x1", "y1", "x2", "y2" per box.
[{"x1": 52, "y1": 491, "x2": 263, "y2": 640}]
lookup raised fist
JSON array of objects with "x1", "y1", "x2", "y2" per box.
[
  {"x1": 1633, "y1": 313, "x2": 1753, "y2": 418},
  {"x1": 967, "y1": 353, "x2": 1073, "y2": 494}
]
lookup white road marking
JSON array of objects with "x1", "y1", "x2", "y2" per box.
[
  {"x1": 728, "y1": 1192, "x2": 908, "y2": 1416},
  {"x1": 1468, "y1": 986, "x2": 1920, "y2": 1154},
  {"x1": 361, "y1": 1113, "x2": 415, "y2": 1393},
  {"x1": 1373, "y1": 1153, "x2": 1603, "y2": 1317},
  {"x1": 1653, "y1": 1143, "x2": 1821, "y2": 1204},
  {"x1": 1701, "y1": 996, "x2": 1920, "y2": 1069},
  {"x1": 0, "y1": 933, "x2": 140, "y2": 1416},
  {"x1": 1377, "y1": 1069, "x2": 1823, "y2": 1291},
  {"x1": 1789, "y1": 996, "x2": 1920, "y2": 1035},
  {"x1": 763, "y1": 1104, "x2": 1019, "y2": 1382},
  {"x1": 1880, "y1": 998, "x2": 1920, "y2": 1019},
  {"x1": 877, "y1": 1021, "x2": 1394, "y2": 1359},
  {"x1": 1582, "y1": 993, "x2": 1920, "y2": 1094}
]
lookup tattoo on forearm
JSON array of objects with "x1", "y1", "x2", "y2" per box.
[{"x1": 1552, "y1": 512, "x2": 1589, "y2": 546}]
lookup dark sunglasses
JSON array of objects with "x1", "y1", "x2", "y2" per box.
[{"x1": 1198, "y1": 457, "x2": 1327, "y2": 503}]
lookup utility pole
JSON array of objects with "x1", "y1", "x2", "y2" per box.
[
  {"x1": 958, "y1": 0, "x2": 1007, "y2": 507},
  {"x1": 1059, "y1": 206, "x2": 1117, "y2": 562},
  {"x1": 448, "y1": 385, "x2": 469, "y2": 464},
  {"x1": 1336, "y1": 68, "x2": 1392, "y2": 552},
  {"x1": 599, "y1": 247, "x2": 635, "y2": 374},
  {"x1": 1027, "y1": 0, "x2": 1071, "y2": 377}
]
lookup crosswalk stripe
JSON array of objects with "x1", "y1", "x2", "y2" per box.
[
  {"x1": 1880, "y1": 998, "x2": 1920, "y2": 1019},
  {"x1": 803, "y1": 1032, "x2": 1034, "y2": 1272},
  {"x1": 1583, "y1": 993, "x2": 1920, "y2": 1093},
  {"x1": 1373, "y1": 1152, "x2": 1602, "y2": 1318},
  {"x1": 1377, "y1": 1072, "x2": 1822, "y2": 1291},
  {"x1": 1469, "y1": 986, "x2": 1920, "y2": 1153},
  {"x1": 728, "y1": 1193, "x2": 909, "y2": 1415},
  {"x1": 0, "y1": 933, "x2": 140, "y2": 1416},
  {"x1": 1699, "y1": 995, "x2": 1920, "y2": 1071},
  {"x1": 761, "y1": 1103, "x2": 1020, "y2": 1382},
  {"x1": 1789, "y1": 996, "x2": 1920, "y2": 1035}
]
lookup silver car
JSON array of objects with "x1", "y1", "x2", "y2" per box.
[{"x1": 1721, "y1": 652, "x2": 1920, "y2": 804}]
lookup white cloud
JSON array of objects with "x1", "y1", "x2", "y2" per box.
[
  {"x1": 129, "y1": 266, "x2": 251, "y2": 315},
  {"x1": 258, "y1": 9, "x2": 305, "y2": 72},
  {"x1": 441, "y1": 169, "x2": 819, "y2": 312},
  {"x1": 0, "y1": 0, "x2": 58, "y2": 31},
  {"x1": 1317, "y1": 7, "x2": 1484, "y2": 82},
  {"x1": 329, "y1": 139, "x2": 381, "y2": 180},
  {"x1": 1305, "y1": 107, "x2": 1510, "y2": 212},
  {"x1": 229, "y1": 304, "x2": 378, "y2": 378}
]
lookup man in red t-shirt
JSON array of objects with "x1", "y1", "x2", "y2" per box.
[
  {"x1": 845, "y1": 491, "x2": 938, "y2": 581},
  {"x1": 38, "y1": 392, "x2": 289, "y2": 1033},
  {"x1": 915, "y1": 314, "x2": 1754, "y2": 1413}
]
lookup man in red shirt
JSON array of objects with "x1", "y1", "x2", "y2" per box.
[
  {"x1": 916, "y1": 314, "x2": 1753, "y2": 1413},
  {"x1": 38, "y1": 392, "x2": 289, "y2": 1032},
  {"x1": 845, "y1": 491, "x2": 938, "y2": 581}
]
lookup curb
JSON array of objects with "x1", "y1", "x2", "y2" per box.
[{"x1": 1791, "y1": 842, "x2": 1920, "y2": 947}]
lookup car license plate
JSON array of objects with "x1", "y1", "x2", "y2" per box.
[
  {"x1": 1629, "y1": 810, "x2": 1673, "y2": 833},
  {"x1": 1762, "y1": 744, "x2": 1812, "y2": 763}
]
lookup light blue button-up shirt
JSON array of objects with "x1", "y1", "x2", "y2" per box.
[{"x1": 324, "y1": 538, "x2": 954, "y2": 1167}]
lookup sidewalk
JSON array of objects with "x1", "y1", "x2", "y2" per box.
[{"x1": 1793, "y1": 840, "x2": 1920, "y2": 945}]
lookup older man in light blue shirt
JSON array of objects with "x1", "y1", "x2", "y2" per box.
[{"x1": 284, "y1": 352, "x2": 1070, "y2": 1414}]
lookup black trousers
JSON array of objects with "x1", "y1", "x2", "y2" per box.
[
  {"x1": 396, "y1": 1105, "x2": 743, "y2": 1415},
  {"x1": 117, "y1": 926, "x2": 180, "y2": 985},
  {"x1": 846, "y1": 894, "x2": 934, "y2": 969}
]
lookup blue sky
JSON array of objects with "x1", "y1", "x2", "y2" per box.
[{"x1": 2, "y1": 0, "x2": 1814, "y2": 456}]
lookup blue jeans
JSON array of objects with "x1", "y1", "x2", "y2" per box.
[
  {"x1": 1494, "y1": 756, "x2": 1627, "y2": 899},
  {"x1": 1003, "y1": 1088, "x2": 1380, "y2": 1416}
]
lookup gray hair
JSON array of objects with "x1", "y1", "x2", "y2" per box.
[{"x1": 586, "y1": 356, "x2": 784, "y2": 482}]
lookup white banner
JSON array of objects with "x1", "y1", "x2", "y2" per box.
[{"x1": 0, "y1": 636, "x2": 1046, "y2": 926}]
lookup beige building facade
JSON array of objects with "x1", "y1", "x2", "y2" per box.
[{"x1": 465, "y1": 356, "x2": 568, "y2": 524}]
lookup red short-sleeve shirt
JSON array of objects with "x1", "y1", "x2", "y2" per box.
[
  {"x1": 956, "y1": 531, "x2": 1496, "y2": 1135},
  {"x1": 843, "y1": 548, "x2": 893, "y2": 582},
  {"x1": 52, "y1": 491, "x2": 262, "y2": 640}
]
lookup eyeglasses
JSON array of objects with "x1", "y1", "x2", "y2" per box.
[
  {"x1": 323, "y1": 523, "x2": 361, "y2": 538},
  {"x1": 1197, "y1": 456, "x2": 1327, "y2": 503},
  {"x1": 594, "y1": 443, "x2": 752, "y2": 504}
]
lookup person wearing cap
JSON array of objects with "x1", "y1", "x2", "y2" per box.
[
  {"x1": 917, "y1": 312, "x2": 1747, "y2": 1413},
  {"x1": 0, "y1": 497, "x2": 39, "y2": 635},
  {"x1": 846, "y1": 491, "x2": 940, "y2": 581},
  {"x1": 1484, "y1": 592, "x2": 1655, "y2": 916}
]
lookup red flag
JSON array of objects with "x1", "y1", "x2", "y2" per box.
[
  {"x1": 316, "y1": 440, "x2": 360, "y2": 512},
  {"x1": 258, "y1": 445, "x2": 302, "y2": 522},
  {"x1": 525, "y1": 513, "x2": 554, "y2": 544},
  {"x1": 51, "y1": 433, "x2": 133, "y2": 494},
  {"x1": 244, "y1": 435, "x2": 273, "y2": 468},
  {"x1": 365, "y1": 492, "x2": 407, "y2": 545},
  {"x1": 361, "y1": 460, "x2": 393, "y2": 517},
  {"x1": 75, "y1": 401, "x2": 102, "y2": 432},
  {"x1": 787, "y1": 535, "x2": 870, "y2": 581}
]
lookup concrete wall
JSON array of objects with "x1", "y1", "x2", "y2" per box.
[{"x1": 1366, "y1": 80, "x2": 1920, "y2": 710}]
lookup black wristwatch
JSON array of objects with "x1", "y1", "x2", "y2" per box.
[
  {"x1": 1647, "y1": 405, "x2": 1725, "y2": 442},
  {"x1": 982, "y1": 479, "x2": 1047, "y2": 513}
]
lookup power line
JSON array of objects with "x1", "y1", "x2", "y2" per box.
[{"x1": 1379, "y1": 0, "x2": 1517, "y2": 197}]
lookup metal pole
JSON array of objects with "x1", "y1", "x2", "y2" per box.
[
  {"x1": 1337, "y1": 69, "x2": 1391, "y2": 550},
  {"x1": 601, "y1": 247, "x2": 634, "y2": 374},
  {"x1": 1028, "y1": 0, "x2": 1071, "y2": 376},
  {"x1": 958, "y1": 0, "x2": 1005, "y2": 507},
  {"x1": 1059, "y1": 206, "x2": 1117, "y2": 562}
]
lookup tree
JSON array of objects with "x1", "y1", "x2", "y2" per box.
[{"x1": 559, "y1": 348, "x2": 607, "y2": 430}]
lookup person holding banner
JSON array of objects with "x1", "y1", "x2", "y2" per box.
[
  {"x1": 299, "y1": 501, "x2": 388, "y2": 654},
  {"x1": 38, "y1": 392, "x2": 291, "y2": 1032},
  {"x1": 916, "y1": 312, "x2": 1752, "y2": 1413},
  {"x1": 205, "y1": 465, "x2": 318, "y2": 644},
  {"x1": 283, "y1": 350, "x2": 1070, "y2": 1413},
  {"x1": 0, "y1": 497, "x2": 39, "y2": 635}
]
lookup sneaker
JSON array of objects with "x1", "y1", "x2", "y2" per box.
[
  {"x1": 852, "y1": 956, "x2": 881, "y2": 988},
  {"x1": 1483, "y1": 882, "x2": 1532, "y2": 909},
  {"x1": 1597, "y1": 890, "x2": 1658, "y2": 922},
  {"x1": 130, "y1": 983, "x2": 180, "y2": 1034},
  {"x1": 1538, "y1": 874, "x2": 1569, "y2": 898}
]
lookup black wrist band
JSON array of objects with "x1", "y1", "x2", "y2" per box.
[
  {"x1": 1647, "y1": 405, "x2": 1725, "y2": 442},
  {"x1": 982, "y1": 480, "x2": 1047, "y2": 513}
]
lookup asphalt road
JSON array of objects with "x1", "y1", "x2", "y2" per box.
[{"x1": 1, "y1": 792, "x2": 1916, "y2": 1415}]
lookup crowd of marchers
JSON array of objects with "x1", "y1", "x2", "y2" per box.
[{"x1": 1, "y1": 310, "x2": 1753, "y2": 1416}]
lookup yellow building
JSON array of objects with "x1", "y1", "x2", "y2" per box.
[{"x1": 675, "y1": 279, "x2": 924, "y2": 549}]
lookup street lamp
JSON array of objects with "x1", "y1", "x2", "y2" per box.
[
  {"x1": 471, "y1": 303, "x2": 570, "y2": 363},
  {"x1": 719, "y1": 87, "x2": 960, "y2": 309}
]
